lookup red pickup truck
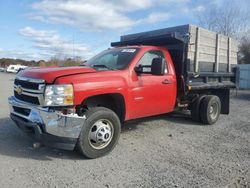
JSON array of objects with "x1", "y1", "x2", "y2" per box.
[{"x1": 9, "y1": 25, "x2": 237, "y2": 158}]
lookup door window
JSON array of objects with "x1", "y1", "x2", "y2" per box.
[{"x1": 136, "y1": 50, "x2": 168, "y2": 73}]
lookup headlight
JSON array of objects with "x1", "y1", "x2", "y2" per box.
[{"x1": 44, "y1": 84, "x2": 74, "y2": 106}]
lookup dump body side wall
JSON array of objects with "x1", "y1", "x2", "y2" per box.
[{"x1": 187, "y1": 25, "x2": 238, "y2": 73}]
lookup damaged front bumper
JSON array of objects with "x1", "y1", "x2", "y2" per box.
[{"x1": 8, "y1": 96, "x2": 85, "y2": 150}]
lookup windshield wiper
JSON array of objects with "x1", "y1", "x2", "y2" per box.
[{"x1": 92, "y1": 64, "x2": 116, "y2": 70}]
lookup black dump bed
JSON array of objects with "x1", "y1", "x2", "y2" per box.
[{"x1": 111, "y1": 24, "x2": 238, "y2": 98}]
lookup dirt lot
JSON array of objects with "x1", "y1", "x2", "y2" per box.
[{"x1": 0, "y1": 72, "x2": 249, "y2": 188}]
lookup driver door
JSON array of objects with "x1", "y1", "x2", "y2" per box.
[{"x1": 129, "y1": 50, "x2": 175, "y2": 119}]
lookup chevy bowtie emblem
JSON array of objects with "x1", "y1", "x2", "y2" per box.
[{"x1": 16, "y1": 85, "x2": 23, "y2": 95}]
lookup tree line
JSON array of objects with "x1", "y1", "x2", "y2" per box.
[{"x1": 0, "y1": 57, "x2": 85, "y2": 68}]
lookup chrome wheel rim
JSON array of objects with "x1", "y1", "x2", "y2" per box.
[
  {"x1": 209, "y1": 103, "x2": 218, "y2": 120},
  {"x1": 88, "y1": 119, "x2": 114, "y2": 150}
]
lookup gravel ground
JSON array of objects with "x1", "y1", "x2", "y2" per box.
[{"x1": 0, "y1": 72, "x2": 249, "y2": 188}]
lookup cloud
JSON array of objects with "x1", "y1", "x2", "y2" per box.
[
  {"x1": 19, "y1": 27, "x2": 94, "y2": 60},
  {"x1": 193, "y1": 5, "x2": 205, "y2": 13},
  {"x1": 180, "y1": 5, "x2": 205, "y2": 14},
  {"x1": 0, "y1": 49, "x2": 43, "y2": 60},
  {"x1": 105, "y1": 0, "x2": 153, "y2": 11},
  {"x1": 30, "y1": 0, "x2": 177, "y2": 31},
  {"x1": 31, "y1": 0, "x2": 138, "y2": 31},
  {"x1": 139, "y1": 12, "x2": 171, "y2": 24},
  {"x1": 158, "y1": 0, "x2": 190, "y2": 3}
]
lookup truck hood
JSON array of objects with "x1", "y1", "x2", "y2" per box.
[{"x1": 18, "y1": 66, "x2": 96, "y2": 83}]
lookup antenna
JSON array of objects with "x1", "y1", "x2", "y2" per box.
[{"x1": 73, "y1": 33, "x2": 75, "y2": 60}]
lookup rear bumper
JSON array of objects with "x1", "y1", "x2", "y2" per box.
[{"x1": 8, "y1": 96, "x2": 86, "y2": 150}]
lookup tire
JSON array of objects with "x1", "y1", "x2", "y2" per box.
[
  {"x1": 190, "y1": 96, "x2": 205, "y2": 122},
  {"x1": 200, "y1": 95, "x2": 221, "y2": 125},
  {"x1": 77, "y1": 107, "x2": 121, "y2": 159}
]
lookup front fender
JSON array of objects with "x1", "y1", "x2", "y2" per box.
[{"x1": 54, "y1": 71, "x2": 130, "y2": 116}]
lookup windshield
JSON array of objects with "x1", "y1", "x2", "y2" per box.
[{"x1": 84, "y1": 48, "x2": 139, "y2": 70}]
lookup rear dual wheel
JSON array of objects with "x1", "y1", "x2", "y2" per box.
[{"x1": 191, "y1": 95, "x2": 221, "y2": 125}]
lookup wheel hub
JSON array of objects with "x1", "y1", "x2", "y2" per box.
[
  {"x1": 96, "y1": 126, "x2": 111, "y2": 143},
  {"x1": 209, "y1": 106, "x2": 214, "y2": 114},
  {"x1": 89, "y1": 119, "x2": 113, "y2": 149},
  {"x1": 209, "y1": 103, "x2": 218, "y2": 120}
]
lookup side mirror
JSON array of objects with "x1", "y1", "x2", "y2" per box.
[
  {"x1": 151, "y1": 58, "x2": 165, "y2": 75},
  {"x1": 134, "y1": 64, "x2": 143, "y2": 74}
]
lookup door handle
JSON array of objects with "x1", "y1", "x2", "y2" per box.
[{"x1": 162, "y1": 79, "x2": 173, "y2": 84}]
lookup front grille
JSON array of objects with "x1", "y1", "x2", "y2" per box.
[
  {"x1": 14, "y1": 77, "x2": 45, "y2": 105},
  {"x1": 14, "y1": 91, "x2": 40, "y2": 105},
  {"x1": 14, "y1": 79, "x2": 39, "y2": 90}
]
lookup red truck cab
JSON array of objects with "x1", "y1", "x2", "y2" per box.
[{"x1": 9, "y1": 46, "x2": 178, "y2": 158}]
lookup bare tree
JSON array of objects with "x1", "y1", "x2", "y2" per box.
[
  {"x1": 239, "y1": 31, "x2": 250, "y2": 64},
  {"x1": 198, "y1": 0, "x2": 250, "y2": 63},
  {"x1": 198, "y1": 1, "x2": 249, "y2": 38}
]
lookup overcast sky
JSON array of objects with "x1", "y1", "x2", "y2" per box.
[{"x1": 0, "y1": 0, "x2": 249, "y2": 61}]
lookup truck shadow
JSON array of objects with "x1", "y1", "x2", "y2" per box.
[
  {"x1": 0, "y1": 112, "x2": 201, "y2": 161},
  {"x1": 122, "y1": 111, "x2": 202, "y2": 133}
]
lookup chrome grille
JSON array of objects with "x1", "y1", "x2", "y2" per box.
[
  {"x1": 14, "y1": 79, "x2": 39, "y2": 90},
  {"x1": 14, "y1": 76, "x2": 45, "y2": 105}
]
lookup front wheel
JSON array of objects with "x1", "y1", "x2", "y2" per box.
[
  {"x1": 77, "y1": 107, "x2": 121, "y2": 159},
  {"x1": 200, "y1": 95, "x2": 221, "y2": 125}
]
